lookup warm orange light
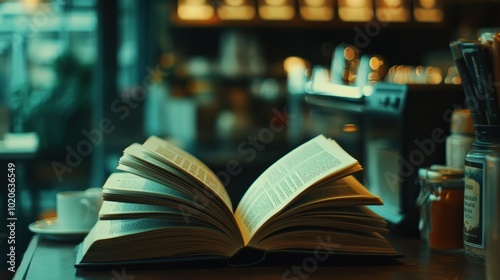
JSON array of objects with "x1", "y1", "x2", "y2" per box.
[
  {"x1": 283, "y1": 56, "x2": 308, "y2": 73},
  {"x1": 369, "y1": 57, "x2": 383, "y2": 70},
  {"x1": 218, "y1": 0, "x2": 256, "y2": 20},
  {"x1": 259, "y1": 0, "x2": 295, "y2": 20},
  {"x1": 265, "y1": 0, "x2": 287, "y2": 5},
  {"x1": 386, "y1": 65, "x2": 444, "y2": 84},
  {"x1": 343, "y1": 124, "x2": 358, "y2": 133},
  {"x1": 383, "y1": 0, "x2": 402, "y2": 7},
  {"x1": 414, "y1": 0, "x2": 443, "y2": 22},
  {"x1": 425, "y1": 66, "x2": 443, "y2": 84},
  {"x1": 22, "y1": 0, "x2": 40, "y2": 12},
  {"x1": 299, "y1": 0, "x2": 334, "y2": 21},
  {"x1": 226, "y1": 0, "x2": 245, "y2": 5},
  {"x1": 305, "y1": 0, "x2": 326, "y2": 6},
  {"x1": 419, "y1": 0, "x2": 437, "y2": 9},
  {"x1": 345, "y1": 0, "x2": 367, "y2": 8},
  {"x1": 343, "y1": 47, "x2": 356, "y2": 60},
  {"x1": 375, "y1": 0, "x2": 410, "y2": 22},
  {"x1": 178, "y1": 0, "x2": 214, "y2": 20},
  {"x1": 444, "y1": 66, "x2": 462, "y2": 85},
  {"x1": 338, "y1": 0, "x2": 373, "y2": 22}
]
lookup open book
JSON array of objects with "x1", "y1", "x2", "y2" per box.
[{"x1": 75, "y1": 134, "x2": 398, "y2": 267}]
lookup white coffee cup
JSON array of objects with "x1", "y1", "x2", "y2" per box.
[{"x1": 56, "y1": 188, "x2": 102, "y2": 231}]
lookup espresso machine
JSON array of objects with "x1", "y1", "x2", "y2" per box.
[
  {"x1": 298, "y1": 44, "x2": 465, "y2": 234},
  {"x1": 363, "y1": 82, "x2": 464, "y2": 233}
]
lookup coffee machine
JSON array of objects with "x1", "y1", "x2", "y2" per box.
[{"x1": 363, "y1": 82, "x2": 464, "y2": 233}]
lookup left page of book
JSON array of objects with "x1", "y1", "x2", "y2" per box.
[
  {"x1": 100, "y1": 172, "x2": 243, "y2": 243},
  {"x1": 234, "y1": 134, "x2": 360, "y2": 244},
  {"x1": 126, "y1": 136, "x2": 233, "y2": 212},
  {"x1": 76, "y1": 172, "x2": 246, "y2": 264},
  {"x1": 77, "y1": 217, "x2": 240, "y2": 264}
]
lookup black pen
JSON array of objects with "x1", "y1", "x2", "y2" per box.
[
  {"x1": 478, "y1": 41, "x2": 500, "y2": 125},
  {"x1": 449, "y1": 41, "x2": 487, "y2": 125},
  {"x1": 491, "y1": 33, "x2": 500, "y2": 114},
  {"x1": 462, "y1": 42, "x2": 500, "y2": 125}
]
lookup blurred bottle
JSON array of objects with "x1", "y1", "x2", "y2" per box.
[{"x1": 446, "y1": 108, "x2": 475, "y2": 169}]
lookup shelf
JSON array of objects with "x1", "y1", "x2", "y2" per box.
[
  {"x1": 169, "y1": 1, "x2": 452, "y2": 30},
  {"x1": 170, "y1": 13, "x2": 449, "y2": 30}
]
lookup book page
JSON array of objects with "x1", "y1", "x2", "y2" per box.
[
  {"x1": 84, "y1": 219, "x2": 196, "y2": 243},
  {"x1": 286, "y1": 176, "x2": 382, "y2": 209},
  {"x1": 118, "y1": 144, "x2": 194, "y2": 185},
  {"x1": 99, "y1": 201, "x2": 189, "y2": 222},
  {"x1": 234, "y1": 134, "x2": 360, "y2": 243},
  {"x1": 103, "y1": 172, "x2": 191, "y2": 202},
  {"x1": 77, "y1": 217, "x2": 242, "y2": 264},
  {"x1": 79, "y1": 218, "x2": 216, "y2": 261},
  {"x1": 101, "y1": 172, "x2": 241, "y2": 240},
  {"x1": 142, "y1": 136, "x2": 233, "y2": 210}
]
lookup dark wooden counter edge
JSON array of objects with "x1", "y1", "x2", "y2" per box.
[
  {"x1": 13, "y1": 232, "x2": 486, "y2": 280},
  {"x1": 13, "y1": 235, "x2": 38, "y2": 280}
]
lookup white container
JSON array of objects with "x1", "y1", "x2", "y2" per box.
[{"x1": 446, "y1": 109, "x2": 474, "y2": 169}]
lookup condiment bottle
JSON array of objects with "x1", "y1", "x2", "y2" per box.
[{"x1": 464, "y1": 125, "x2": 500, "y2": 264}]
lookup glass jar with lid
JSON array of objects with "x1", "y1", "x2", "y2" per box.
[{"x1": 417, "y1": 166, "x2": 464, "y2": 252}]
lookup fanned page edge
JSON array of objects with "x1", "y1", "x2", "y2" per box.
[{"x1": 141, "y1": 136, "x2": 234, "y2": 211}]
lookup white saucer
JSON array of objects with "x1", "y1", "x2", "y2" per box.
[{"x1": 29, "y1": 218, "x2": 90, "y2": 241}]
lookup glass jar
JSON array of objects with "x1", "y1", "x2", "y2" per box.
[
  {"x1": 417, "y1": 166, "x2": 464, "y2": 252},
  {"x1": 464, "y1": 125, "x2": 500, "y2": 264}
]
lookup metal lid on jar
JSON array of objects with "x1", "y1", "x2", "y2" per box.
[
  {"x1": 429, "y1": 164, "x2": 464, "y2": 179},
  {"x1": 416, "y1": 166, "x2": 464, "y2": 207},
  {"x1": 418, "y1": 165, "x2": 463, "y2": 179},
  {"x1": 426, "y1": 165, "x2": 464, "y2": 188}
]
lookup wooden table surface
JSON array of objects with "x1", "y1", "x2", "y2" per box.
[{"x1": 10, "y1": 230, "x2": 485, "y2": 280}]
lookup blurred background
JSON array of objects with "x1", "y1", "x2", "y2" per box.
[{"x1": 0, "y1": 0, "x2": 499, "y2": 263}]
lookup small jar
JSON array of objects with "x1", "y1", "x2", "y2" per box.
[
  {"x1": 417, "y1": 166, "x2": 464, "y2": 252},
  {"x1": 464, "y1": 125, "x2": 500, "y2": 264}
]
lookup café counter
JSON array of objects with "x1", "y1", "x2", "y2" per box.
[{"x1": 12, "y1": 231, "x2": 484, "y2": 280}]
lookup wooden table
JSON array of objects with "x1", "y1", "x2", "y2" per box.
[{"x1": 11, "y1": 231, "x2": 485, "y2": 280}]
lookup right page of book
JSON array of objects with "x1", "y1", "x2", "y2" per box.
[{"x1": 234, "y1": 134, "x2": 360, "y2": 244}]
